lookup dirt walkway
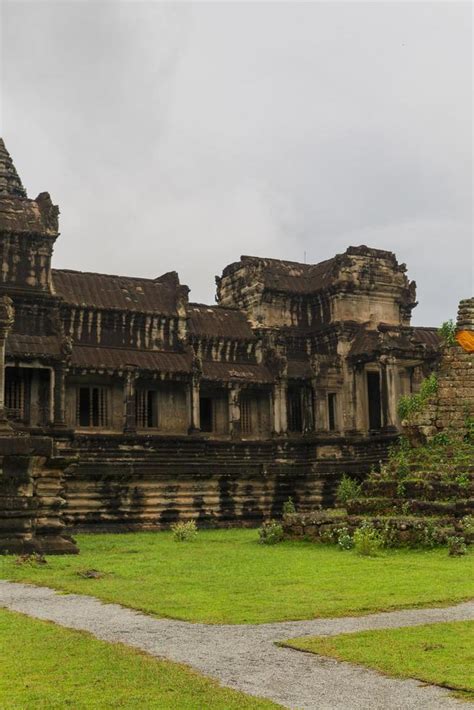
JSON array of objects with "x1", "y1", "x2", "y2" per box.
[{"x1": 0, "y1": 581, "x2": 472, "y2": 710}]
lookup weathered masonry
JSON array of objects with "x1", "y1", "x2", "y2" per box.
[{"x1": 0, "y1": 137, "x2": 442, "y2": 540}]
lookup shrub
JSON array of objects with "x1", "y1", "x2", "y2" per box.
[
  {"x1": 14, "y1": 553, "x2": 47, "y2": 566},
  {"x1": 460, "y1": 515, "x2": 474, "y2": 539},
  {"x1": 455, "y1": 472, "x2": 470, "y2": 489},
  {"x1": 282, "y1": 497, "x2": 296, "y2": 515},
  {"x1": 336, "y1": 475, "x2": 362, "y2": 505},
  {"x1": 447, "y1": 536, "x2": 467, "y2": 557},
  {"x1": 171, "y1": 520, "x2": 198, "y2": 542},
  {"x1": 398, "y1": 373, "x2": 438, "y2": 422},
  {"x1": 438, "y1": 319, "x2": 456, "y2": 346},
  {"x1": 353, "y1": 521, "x2": 383, "y2": 556},
  {"x1": 336, "y1": 527, "x2": 354, "y2": 551},
  {"x1": 258, "y1": 520, "x2": 284, "y2": 545}
]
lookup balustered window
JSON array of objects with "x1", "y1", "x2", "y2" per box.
[
  {"x1": 135, "y1": 389, "x2": 158, "y2": 429},
  {"x1": 76, "y1": 386, "x2": 109, "y2": 428},
  {"x1": 5, "y1": 368, "x2": 30, "y2": 422},
  {"x1": 240, "y1": 394, "x2": 252, "y2": 434}
]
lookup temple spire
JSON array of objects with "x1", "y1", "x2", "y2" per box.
[{"x1": 0, "y1": 138, "x2": 27, "y2": 198}]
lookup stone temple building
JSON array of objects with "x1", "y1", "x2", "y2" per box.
[{"x1": 0, "y1": 137, "x2": 441, "y2": 544}]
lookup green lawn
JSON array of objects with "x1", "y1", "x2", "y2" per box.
[
  {"x1": 283, "y1": 621, "x2": 474, "y2": 700},
  {"x1": 0, "y1": 608, "x2": 278, "y2": 709},
  {"x1": 1, "y1": 530, "x2": 473, "y2": 624}
]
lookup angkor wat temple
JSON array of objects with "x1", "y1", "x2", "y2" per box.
[{"x1": 0, "y1": 138, "x2": 441, "y2": 548}]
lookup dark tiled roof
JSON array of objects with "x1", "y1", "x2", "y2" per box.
[
  {"x1": 348, "y1": 330, "x2": 380, "y2": 358},
  {"x1": 201, "y1": 361, "x2": 273, "y2": 383},
  {"x1": 71, "y1": 346, "x2": 192, "y2": 373},
  {"x1": 412, "y1": 327, "x2": 441, "y2": 348},
  {"x1": 53, "y1": 270, "x2": 183, "y2": 315},
  {"x1": 188, "y1": 304, "x2": 255, "y2": 339},
  {"x1": 6, "y1": 334, "x2": 62, "y2": 358},
  {"x1": 287, "y1": 360, "x2": 313, "y2": 379}
]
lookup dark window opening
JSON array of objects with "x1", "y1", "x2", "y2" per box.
[
  {"x1": 288, "y1": 388, "x2": 303, "y2": 432},
  {"x1": 77, "y1": 386, "x2": 108, "y2": 428},
  {"x1": 136, "y1": 389, "x2": 158, "y2": 428},
  {"x1": 328, "y1": 393, "x2": 337, "y2": 431},
  {"x1": 5, "y1": 368, "x2": 31, "y2": 423},
  {"x1": 367, "y1": 372, "x2": 382, "y2": 430},
  {"x1": 200, "y1": 397, "x2": 213, "y2": 432},
  {"x1": 240, "y1": 394, "x2": 252, "y2": 434}
]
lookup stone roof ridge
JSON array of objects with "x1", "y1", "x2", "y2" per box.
[
  {"x1": 0, "y1": 138, "x2": 27, "y2": 198},
  {"x1": 53, "y1": 267, "x2": 179, "y2": 286},
  {"x1": 188, "y1": 301, "x2": 243, "y2": 312}
]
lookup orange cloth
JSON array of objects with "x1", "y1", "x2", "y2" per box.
[{"x1": 455, "y1": 330, "x2": 474, "y2": 353}]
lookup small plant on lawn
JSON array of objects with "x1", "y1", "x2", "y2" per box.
[
  {"x1": 258, "y1": 520, "x2": 284, "y2": 545},
  {"x1": 282, "y1": 497, "x2": 296, "y2": 515},
  {"x1": 447, "y1": 536, "x2": 467, "y2": 557},
  {"x1": 171, "y1": 520, "x2": 198, "y2": 542},
  {"x1": 336, "y1": 527, "x2": 354, "y2": 551},
  {"x1": 438, "y1": 319, "x2": 456, "y2": 346},
  {"x1": 353, "y1": 521, "x2": 383, "y2": 556},
  {"x1": 455, "y1": 472, "x2": 470, "y2": 489},
  {"x1": 14, "y1": 553, "x2": 47, "y2": 566},
  {"x1": 336, "y1": 475, "x2": 362, "y2": 505}
]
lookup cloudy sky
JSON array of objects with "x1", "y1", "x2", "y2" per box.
[{"x1": 0, "y1": 1, "x2": 471, "y2": 325}]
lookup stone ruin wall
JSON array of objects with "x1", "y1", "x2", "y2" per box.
[
  {"x1": 0, "y1": 435, "x2": 78, "y2": 554},
  {"x1": 408, "y1": 298, "x2": 474, "y2": 441},
  {"x1": 59, "y1": 433, "x2": 395, "y2": 531}
]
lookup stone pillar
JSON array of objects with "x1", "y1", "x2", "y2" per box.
[
  {"x1": 386, "y1": 357, "x2": 402, "y2": 430},
  {"x1": 189, "y1": 378, "x2": 201, "y2": 433},
  {"x1": 0, "y1": 295, "x2": 14, "y2": 431},
  {"x1": 228, "y1": 385, "x2": 241, "y2": 439},
  {"x1": 301, "y1": 385, "x2": 314, "y2": 433},
  {"x1": 124, "y1": 369, "x2": 137, "y2": 434},
  {"x1": 53, "y1": 364, "x2": 67, "y2": 427},
  {"x1": 380, "y1": 360, "x2": 389, "y2": 430},
  {"x1": 272, "y1": 380, "x2": 287, "y2": 435}
]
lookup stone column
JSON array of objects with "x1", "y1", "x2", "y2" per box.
[
  {"x1": 188, "y1": 378, "x2": 201, "y2": 433},
  {"x1": 272, "y1": 380, "x2": 287, "y2": 435},
  {"x1": 53, "y1": 364, "x2": 67, "y2": 427},
  {"x1": 124, "y1": 369, "x2": 137, "y2": 434},
  {"x1": 228, "y1": 385, "x2": 241, "y2": 439},
  {"x1": 0, "y1": 296, "x2": 14, "y2": 431},
  {"x1": 380, "y1": 359, "x2": 389, "y2": 430},
  {"x1": 386, "y1": 357, "x2": 402, "y2": 430}
]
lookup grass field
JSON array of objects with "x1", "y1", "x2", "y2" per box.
[
  {"x1": 0, "y1": 608, "x2": 278, "y2": 709},
  {"x1": 283, "y1": 621, "x2": 474, "y2": 700},
  {"x1": 1, "y1": 530, "x2": 473, "y2": 624}
]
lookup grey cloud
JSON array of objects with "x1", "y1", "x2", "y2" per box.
[{"x1": 1, "y1": 0, "x2": 471, "y2": 324}]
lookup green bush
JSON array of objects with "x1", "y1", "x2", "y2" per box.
[
  {"x1": 282, "y1": 497, "x2": 296, "y2": 515},
  {"x1": 447, "y1": 536, "x2": 467, "y2": 557},
  {"x1": 336, "y1": 475, "x2": 362, "y2": 505},
  {"x1": 398, "y1": 373, "x2": 438, "y2": 422},
  {"x1": 353, "y1": 521, "x2": 383, "y2": 556},
  {"x1": 460, "y1": 515, "x2": 474, "y2": 538},
  {"x1": 258, "y1": 520, "x2": 284, "y2": 545},
  {"x1": 336, "y1": 527, "x2": 354, "y2": 551},
  {"x1": 171, "y1": 520, "x2": 198, "y2": 542},
  {"x1": 438, "y1": 319, "x2": 456, "y2": 346}
]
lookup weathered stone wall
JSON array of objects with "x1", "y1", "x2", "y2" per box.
[
  {"x1": 0, "y1": 435, "x2": 78, "y2": 554},
  {"x1": 408, "y1": 298, "x2": 474, "y2": 440},
  {"x1": 58, "y1": 433, "x2": 395, "y2": 530}
]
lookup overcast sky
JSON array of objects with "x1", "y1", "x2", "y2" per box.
[{"x1": 0, "y1": 1, "x2": 472, "y2": 325}]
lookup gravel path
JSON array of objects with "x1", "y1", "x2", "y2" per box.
[{"x1": 0, "y1": 581, "x2": 473, "y2": 710}]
